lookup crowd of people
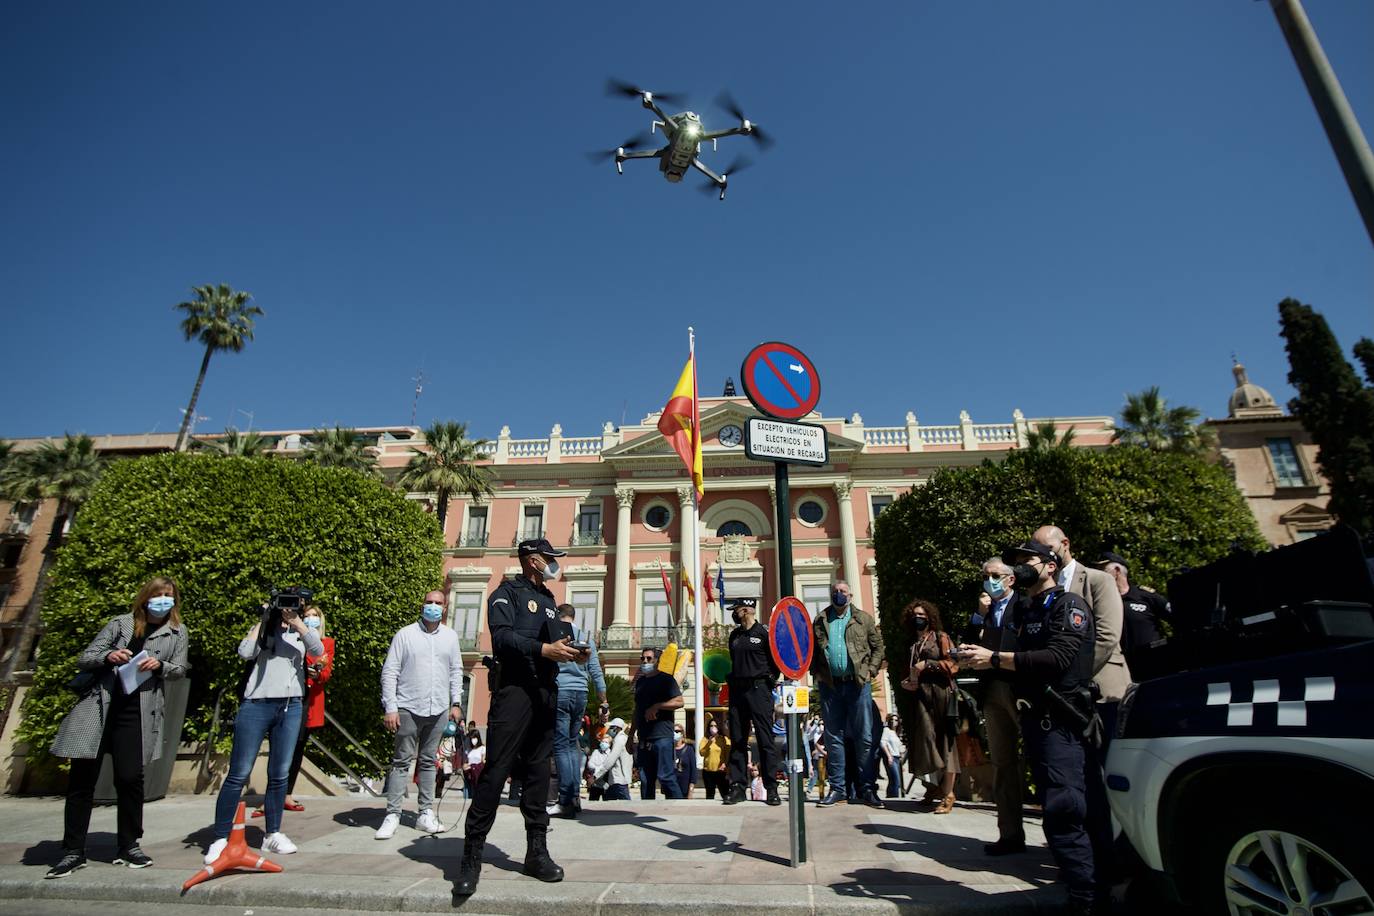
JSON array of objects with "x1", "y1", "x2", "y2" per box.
[{"x1": 43, "y1": 527, "x2": 1165, "y2": 914}]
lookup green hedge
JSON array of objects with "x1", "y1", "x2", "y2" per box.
[
  {"x1": 19, "y1": 453, "x2": 443, "y2": 775},
  {"x1": 873, "y1": 447, "x2": 1265, "y2": 705}
]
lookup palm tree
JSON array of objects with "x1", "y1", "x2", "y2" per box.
[
  {"x1": 397, "y1": 421, "x2": 494, "y2": 535},
  {"x1": 1113, "y1": 387, "x2": 1216, "y2": 455},
  {"x1": 173, "y1": 284, "x2": 263, "y2": 452},
  {"x1": 0, "y1": 434, "x2": 106, "y2": 682},
  {"x1": 198, "y1": 426, "x2": 269, "y2": 458},
  {"x1": 1024, "y1": 421, "x2": 1077, "y2": 451},
  {"x1": 304, "y1": 426, "x2": 380, "y2": 476},
  {"x1": 0, "y1": 440, "x2": 12, "y2": 475}
]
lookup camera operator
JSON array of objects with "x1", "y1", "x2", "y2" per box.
[
  {"x1": 958, "y1": 543, "x2": 1110, "y2": 916},
  {"x1": 456, "y1": 539, "x2": 583, "y2": 898},
  {"x1": 204, "y1": 587, "x2": 322, "y2": 864}
]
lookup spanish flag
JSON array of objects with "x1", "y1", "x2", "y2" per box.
[{"x1": 657, "y1": 354, "x2": 703, "y2": 499}]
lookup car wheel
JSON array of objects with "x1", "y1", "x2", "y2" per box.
[{"x1": 1199, "y1": 812, "x2": 1373, "y2": 916}]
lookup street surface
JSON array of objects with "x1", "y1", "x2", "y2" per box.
[{"x1": 0, "y1": 792, "x2": 1073, "y2": 914}]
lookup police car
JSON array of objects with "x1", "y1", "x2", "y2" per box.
[{"x1": 1106, "y1": 527, "x2": 1374, "y2": 914}]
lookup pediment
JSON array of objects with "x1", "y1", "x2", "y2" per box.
[
  {"x1": 1278, "y1": 502, "x2": 1332, "y2": 524},
  {"x1": 603, "y1": 402, "x2": 862, "y2": 461}
]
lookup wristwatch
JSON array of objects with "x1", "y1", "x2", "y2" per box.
[{"x1": 990, "y1": 652, "x2": 1002, "y2": 670}]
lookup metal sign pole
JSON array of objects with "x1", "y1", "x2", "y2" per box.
[{"x1": 774, "y1": 460, "x2": 807, "y2": 866}]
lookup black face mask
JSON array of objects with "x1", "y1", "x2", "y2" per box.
[
  {"x1": 731, "y1": 610, "x2": 743, "y2": 625},
  {"x1": 910, "y1": 618, "x2": 929, "y2": 632},
  {"x1": 1011, "y1": 563, "x2": 1042, "y2": 588}
]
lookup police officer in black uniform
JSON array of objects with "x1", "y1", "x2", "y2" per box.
[
  {"x1": 722, "y1": 598, "x2": 781, "y2": 806},
  {"x1": 959, "y1": 541, "x2": 1111, "y2": 916},
  {"x1": 456, "y1": 538, "x2": 583, "y2": 898},
  {"x1": 1092, "y1": 550, "x2": 1171, "y2": 674}
]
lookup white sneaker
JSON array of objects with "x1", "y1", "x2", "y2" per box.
[
  {"x1": 415, "y1": 810, "x2": 446, "y2": 834},
  {"x1": 375, "y1": 812, "x2": 400, "y2": 840},
  {"x1": 263, "y1": 832, "x2": 297, "y2": 855},
  {"x1": 203, "y1": 838, "x2": 227, "y2": 865}
]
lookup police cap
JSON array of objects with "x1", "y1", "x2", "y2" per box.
[
  {"x1": 1002, "y1": 540, "x2": 1056, "y2": 566},
  {"x1": 1091, "y1": 550, "x2": 1129, "y2": 570},
  {"x1": 727, "y1": 597, "x2": 757, "y2": 610},
  {"x1": 517, "y1": 538, "x2": 567, "y2": 557}
]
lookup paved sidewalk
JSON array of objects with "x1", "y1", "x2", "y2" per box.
[{"x1": 0, "y1": 793, "x2": 1068, "y2": 914}]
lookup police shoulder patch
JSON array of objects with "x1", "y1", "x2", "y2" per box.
[
  {"x1": 527, "y1": 599, "x2": 538, "y2": 613},
  {"x1": 1068, "y1": 608, "x2": 1087, "y2": 631},
  {"x1": 545, "y1": 607, "x2": 555, "y2": 619}
]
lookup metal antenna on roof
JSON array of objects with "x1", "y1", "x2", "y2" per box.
[{"x1": 411, "y1": 367, "x2": 426, "y2": 426}]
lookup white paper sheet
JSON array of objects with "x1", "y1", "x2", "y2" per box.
[{"x1": 117, "y1": 650, "x2": 152, "y2": 694}]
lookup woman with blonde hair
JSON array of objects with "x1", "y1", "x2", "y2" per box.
[
  {"x1": 898, "y1": 598, "x2": 961, "y2": 815},
  {"x1": 47, "y1": 577, "x2": 190, "y2": 879}
]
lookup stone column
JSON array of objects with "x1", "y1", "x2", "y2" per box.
[
  {"x1": 677, "y1": 485, "x2": 695, "y2": 626},
  {"x1": 612, "y1": 487, "x2": 635, "y2": 627},
  {"x1": 834, "y1": 481, "x2": 861, "y2": 597}
]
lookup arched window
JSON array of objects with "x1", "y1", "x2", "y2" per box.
[{"x1": 718, "y1": 520, "x2": 752, "y2": 537}]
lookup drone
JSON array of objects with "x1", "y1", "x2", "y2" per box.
[{"x1": 593, "y1": 80, "x2": 774, "y2": 200}]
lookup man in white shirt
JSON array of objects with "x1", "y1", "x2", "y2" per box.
[{"x1": 376, "y1": 590, "x2": 465, "y2": 839}]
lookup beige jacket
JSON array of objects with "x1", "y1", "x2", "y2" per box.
[{"x1": 1065, "y1": 563, "x2": 1132, "y2": 701}]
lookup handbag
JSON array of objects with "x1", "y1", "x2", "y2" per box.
[{"x1": 66, "y1": 670, "x2": 99, "y2": 695}]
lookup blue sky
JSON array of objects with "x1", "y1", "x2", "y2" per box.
[{"x1": 2, "y1": 2, "x2": 1371, "y2": 442}]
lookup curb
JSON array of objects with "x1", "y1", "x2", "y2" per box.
[{"x1": 0, "y1": 865, "x2": 1064, "y2": 915}]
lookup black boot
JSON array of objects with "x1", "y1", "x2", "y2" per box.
[
  {"x1": 522, "y1": 830, "x2": 564, "y2": 883},
  {"x1": 454, "y1": 837, "x2": 484, "y2": 897},
  {"x1": 722, "y1": 784, "x2": 747, "y2": 805}
]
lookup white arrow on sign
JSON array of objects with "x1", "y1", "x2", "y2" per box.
[{"x1": 789, "y1": 364, "x2": 804, "y2": 373}]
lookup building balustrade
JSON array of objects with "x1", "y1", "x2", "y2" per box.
[
  {"x1": 457, "y1": 532, "x2": 488, "y2": 548},
  {"x1": 597, "y1": 622, "x2": 732, "y2": 652},
  {"x1": 561, "y1": 437, "x2": 602, "y2": 457},
  {"x1": 571, "y1": 529, "x2": 603, "y2": 546}
]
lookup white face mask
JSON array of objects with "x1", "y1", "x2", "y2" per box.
[{"x1": 540, "y1": 559, "x2": 560, "y2": 582}]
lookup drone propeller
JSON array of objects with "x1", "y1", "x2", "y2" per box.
[
  {"x1": 715, "y1": 90, "x2": 775, "y2": 149},
  {"x1": 606, "y1": 79, "x2": 684, "y2": 107},
  {"x1": 584, "y1": 132, "x2": 654, "y2": 164}
]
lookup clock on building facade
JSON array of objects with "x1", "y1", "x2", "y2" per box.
[{"x1": 718, "y1": 424, "x2": 743, "y2": 447}]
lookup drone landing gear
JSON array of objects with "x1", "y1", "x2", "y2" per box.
[{"x1": 691, "y1": 158, "x2": 728, "y2": 201}]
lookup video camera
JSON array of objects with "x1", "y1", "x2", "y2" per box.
[{"x1": 257, "y1": 585, "x2": 315, "y2": 651}]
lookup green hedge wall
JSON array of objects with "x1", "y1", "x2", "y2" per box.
[
  {"x1": 872, "y1": 447, "x2": 1265, "y2": 705},
  {"x1": 19, "y1": 453, "x2": 443, "y2": 775}
]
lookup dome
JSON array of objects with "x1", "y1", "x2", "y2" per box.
[{"x1": 1228, "y1": 361, "x2": 1281, "y2": 418}]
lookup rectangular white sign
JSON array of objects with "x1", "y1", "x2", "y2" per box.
[{"x1": 744, "y1": 417, "x2": 829, "y2": 467}]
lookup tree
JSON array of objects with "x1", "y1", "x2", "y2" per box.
[
  {"x1": 0, "y1": 440, "x2": 12, "y2": 474},
  {"x1": 0, "y1": 434, "x2": 106, "y2": 682},
  {"x1": 197, "y1": 427, "x2": 269, "y2": 458},
  {"x1": 304, "y1": 426, "x2": 380, "y2": 476},
  {"x1": 17, "y1": 452, "x2": 443, "y2": 774},
  {"x1": 173, "y1": 284, "x2": 263, "y2": 452},
  {"x1": 1113, "y1": 386, "x2": 1215, "y2": 455},
  {"x1": 1278, "y1": 298, "x2": 1374, "y2": 537},
  {"x1": 398, "y1": 421, "x2": 494, "y2": 535},
  {"x1": 585, "y1": 674, "x2": 634, "y2": 725},
  {"x1": 872, "y1": 447, "x2": 1264, "y2": 731},
  {"x1": 1024, "y1": 421, "x2": 1076, "y2": 451}
]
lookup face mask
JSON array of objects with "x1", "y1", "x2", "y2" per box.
[
  {"x1": 599, "y1": 741, "x2": 610, "y2": 752},
  {"x1": 444, "y1": 720, "x2": 457, "y2": 737},
  {"x1": 982, "y1": 577, "x2": 1006, "y2": 599},
  {"x1": 708, "y1": 726, "x2": 718, "y2": 735},
  {"x1": 731, "y1": 609, "x2": 743, "y2": 624},
  {"x1": 911, "y1": 618, "x2": 929, "y2": 632},
  {"x1": 540, "y1": 559, "x2": 560, "y2": 582},
  {"x1": 421, "y1": 602, "x2": 444, "y2": 623},
  {"x1": 1012, "y1": 563, "x2": 1041, "y2": 589},
  {"x1": 304, "y1": 617, "x2": 321, "y2": 630},
  {"x1": 674, "y1": 731, "x2": 684, "y2": 741},
  {"x1": 640, "y1": 662, "x2": 658, "y2": 675},
  {"x1": 146, "y1": 595, "x2": 175, "y2": 617},
  {"x1": 832, "y1": 591, "x2": 849, "y2": 606},
  {"x1": 471, "y1": 738, "x2": 480, "y2": 747}
]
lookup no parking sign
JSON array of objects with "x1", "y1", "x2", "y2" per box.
[{"x1": 768, "y1": 596, "x2": 814, "y2": 681}]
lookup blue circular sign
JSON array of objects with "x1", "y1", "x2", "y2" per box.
[
  {"x1": 769, "y1": 597, "x2": 814, "y2": 681},
  {"x1": 741, "y1": 342, "x2": 821, "y2": 421}
]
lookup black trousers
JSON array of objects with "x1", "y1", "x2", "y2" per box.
[
  {"x1": 64, "y1": 696, "x2": 143, "y2": 854},
  {"x1": 1023, "y1": 716, "x2": 1109, "y2": 906},
  {"x1": 285, "y1": 725, "x2": 318, "y2": 796},
  {"x1": 702, "y1": 770, "x2": 729, "y2": 799},
  {"x1": 464, "y1": 683, "x2": 555, "y2": 842},
  {"x1": 727, "y1": 682, "x2": 779, "y2": 789}
]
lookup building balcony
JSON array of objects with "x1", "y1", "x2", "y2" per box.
[
  {"x1": 597, "y1": 622, "x2": 732, "y2": 652},
  {"x1": 457, "y1": 532, "x2": 488, "y2": 548},
  {"x1": 3, "y1": 518, "x2": 33, "y2": 538},
  {"x1": 571, "y1": 529, "x2": 603, "y2": 547}
]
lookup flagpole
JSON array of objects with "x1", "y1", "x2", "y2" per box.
[{"x1": 688, "y1": 327, "x2": 705, "y2": 757}]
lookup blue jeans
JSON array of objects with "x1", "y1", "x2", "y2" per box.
[
  {"x1": 818, "y1": 681, "x2": 872, "y2": 797},
  {"x1": 214, "y1": 697, "x2": 302, "y2": 838},
  {"x1": 553, "y1": 690, "x2": 586, "y2": 807},
  {"x1": 639, "y1": 736, "x2": 683, "y2": 799}
]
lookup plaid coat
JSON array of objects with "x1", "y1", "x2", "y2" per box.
[{"x1": 51, "y1": 613, "x2": 189, "y2": 765}]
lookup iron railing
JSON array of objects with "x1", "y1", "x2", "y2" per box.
[{"x1": 457, "y1": 532, "x2": 488, "y2": 547}]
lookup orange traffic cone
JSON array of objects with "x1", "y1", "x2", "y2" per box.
[{"x1": 182, "y1": 801, "x2": 283, "y2": 892}]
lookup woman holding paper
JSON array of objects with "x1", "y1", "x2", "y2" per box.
[{"x1": 47, "y1": 577, "x2": 190, "y2": 879}]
